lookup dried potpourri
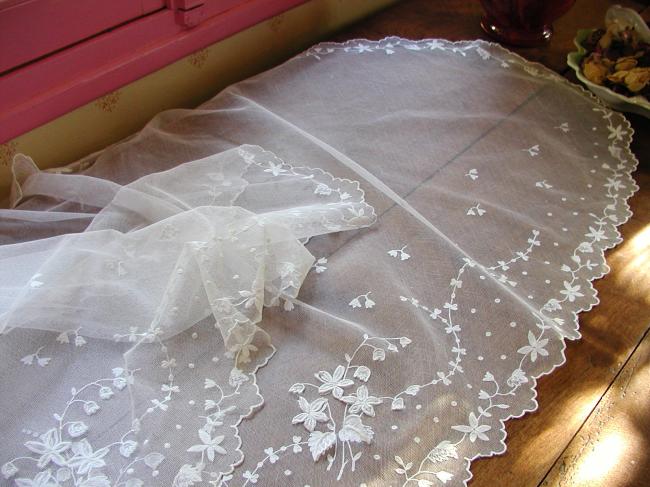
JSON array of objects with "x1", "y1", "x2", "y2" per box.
[{"x1": 581, "y1": 22, "x2": 650, "y2": 98}]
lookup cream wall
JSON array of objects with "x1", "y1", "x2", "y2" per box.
[{"x1": 0, "y1": 0, "x2": 397, "y2": 195}]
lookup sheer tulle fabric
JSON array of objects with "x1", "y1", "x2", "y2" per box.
[
  {"x1": 0, "y1": 39, "x2": 638, "y2": 487},
  {"x1": 0, "y1": 145, "x2": 375, "y2": 353}
]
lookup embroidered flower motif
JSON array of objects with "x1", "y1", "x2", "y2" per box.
[
  {"x1": 451, "y1": 412, "x2": 491, "y2": 442},
  {"x1": 341, "y1": 386, "x2": 382, "y2": 416},
  {"x1": 427, "y1": 441, "x2": 458, "y2": 462},
  {"x1": 604, "y1": 176, "x2": 625, "y2": 192},
  {"x1": 348, "y1": 292, "x2": 375, "y2": 309},
  {"x1": 173, "y1": 464, "x2": 202, "y2": 486},
  {"x1": 314, "y1": 183, "x2": 332, "y2": 196},
  {"x1": 522, "y1": 144, "x2": 540, "y2": 157},
  {"x1": 353, "y1": 365, "x2": 371, "y2": 382},
  {"x1": 465, "y1": 168, "x2": 479, "y2": 180},
  {"x1": 291, "y1": 397, "x2": 329, "y2": 431},
  {"x1": 315, "y1": 365, "x2": 354, "y2": 397},
  {"x1": 98, "y1": 386, "x2": 113, "y2": 400},
  {"x1": 578, "y1": 241, "x2": 594, "y2": 253},
  {"x1": 353, "y1": 43, "x2": 372, "y2": 53},
  {"x1": 263, "y1": 161, "x2": 287, "y2": 176},
  {"x1": 67, "y1": 421, "x2": 88, "y2": 438},
  {"x1": 585, "y1": 226, "x2": 607, "y2": 241},
  {"x1": 234, "y1": 340, "x2": 259, "y2": 364},
  {"x1": 24, "y1": 429, "x2": 71, "y2": 468},
  {"x1": 1, "y1": 461, "x2": 18, "y2": 479},
  {"x1": 560, "y1": 281, "x2": 584, "y2": 302},
  {"x1": 83, "y1": 401, "x2": 100, "y2": 416},
  {"x1": 608, "y1": 124, "x2": 627, "y2": 141},
  {"x1": 388, "y1": 245, "x2": 410, "y2": 261},
  {"x1": 517, "y1": 331, "x2": 549, "y2": 362},
  {"x1": 186, "y1": 429, "x2": 227, "y2": 462},
  {"x1": 228, "y1": 368, "x2": 249, "y2": 387},
  {"x1": 68, "y1": 439, "x2": 109, "y2": 474},
  {"x1": 466, "y1": 203, "x2": 486, "y2": 216},
  {"x1": 555, "y1": 122, "x2": 570, "y2": 132},
  {"x1": 506, "y1": 368, "x2": 529, "y2": 387},
  {"x1": 313, "y1": 257, "x2": 328, "y2": 273}
]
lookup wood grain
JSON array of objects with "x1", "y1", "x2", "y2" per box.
[
  {"x1": 333, "y1": 1, "x2": 650, "y2": 486},
  {"x1": 540, "y1": 329, "x2": 650, "y2": 487}
]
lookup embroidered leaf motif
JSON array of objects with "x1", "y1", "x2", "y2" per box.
[
  {"x1": 289, "y1": 383, "x2": 305, "y2": 394},
  {"x1": 338, "y1": 415, "x2": 374, "y2": 444},
  {"x1": 308, "y1": 431, "x2": 336, "y2": 461},
  {"x1": 119, "y1": 440, "x2": 138, "y2": 458},
  {"x1": 405, "y1": 385, "x2": 420, "y2": 396},
  {"x1": 394, "y1": 455, "x2": 413, "y2": 474},
  {"x1": 143, "y1": 452, "x2": 165, "y2": 469}
]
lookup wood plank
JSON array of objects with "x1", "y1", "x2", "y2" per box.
[
  {"x1": 540, "y1": 329, "x2": 650, "y2": 487},
  {"x1": 468, "y1": 166, "x2": 650, "y2": 486},
  {"x1": 332, "y1": 2, "x2": 650, "y2": 486}
]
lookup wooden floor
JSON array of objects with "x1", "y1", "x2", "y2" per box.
[{"x1": 333, "y1": 1, "x2": 650, "y2": 486}]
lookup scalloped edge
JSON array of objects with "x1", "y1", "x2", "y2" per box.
[{"x1": 292, "y1": 36, "x2": 639, "y2": 486}]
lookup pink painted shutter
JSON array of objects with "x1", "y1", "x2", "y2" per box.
[
  {"x1": 0, "y1": 0, "x2": 167, "y2": 73},
  {"x1": 0, "y1": 0, "x2": 310, "y2": 143}
]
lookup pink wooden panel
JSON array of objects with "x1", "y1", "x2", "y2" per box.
[
  {"x1": 0, "y1": 0, "x2": 166, "y2": 73},
  {"x1": 0, "y1": 0, "x2": 309, "y2": 143}
]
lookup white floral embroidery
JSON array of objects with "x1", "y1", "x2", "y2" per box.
[
  {"x1": 466, "y1": 203, "x2": 486, "y2": 216},
  {"x1": 388, "y1": 245, "x2": 411, "y2": 261},
  {"x1": 554, "y1": 122, "x2": 570, "y2": 132},
  {"x1": 522, "y1": 144, "x2": 540, "y2": 157},
  {"x1": 348, "y1": 292, "x2": 375, "y2": 309}
]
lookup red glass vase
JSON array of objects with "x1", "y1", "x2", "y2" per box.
[{"x1": 480, "y1": 0, "x2": 577, "y2": 47}]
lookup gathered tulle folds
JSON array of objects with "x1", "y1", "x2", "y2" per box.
[
  {"x1": 0, "y1": 145, "x2": 375, "y2": 354},
  {"x1": 0, "y1": 39, "x2": 638, "y2": 487}
]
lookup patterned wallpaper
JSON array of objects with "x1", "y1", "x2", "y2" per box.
[{"x1": 0, "y1": 0, "x2": 397, "y2": 198}]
